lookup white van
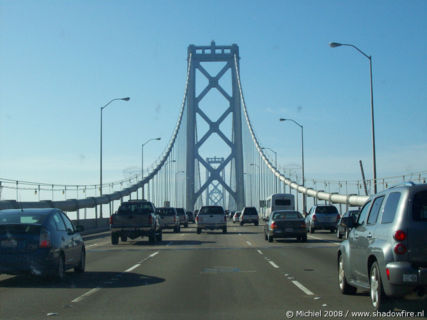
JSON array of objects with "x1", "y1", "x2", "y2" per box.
[{"x1": 264, "y1": 193, "x2": 295, "y2": 221}]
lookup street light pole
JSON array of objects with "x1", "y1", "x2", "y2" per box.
[
  {"x1": 141, "y1": 137, "x2": 161, "y2": 199},
  {"x1": 100, "y1": 97, "x2": 130, "y2": 219},
  {"x1": 279, "y1": 118, "x2": 306, "y2": 214},
  {"x1": 329, "y1": 42, "x2": 377, "y2": 194}
]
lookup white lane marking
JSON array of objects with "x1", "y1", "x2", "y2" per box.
[
  {"x1": 257, "y1": 250, "x2": 263, "y2": 255},
  {"x1": 125, "y1": 264, "x2": 141, "y2": 273},
  {"x1": 292, "y1": 280, "x2": 314, "y2": 296},
  {"x1": 308, "y1": 235, "x2": 324, "y2": 240},
  {"x1": 246, "y1": 241, "x2": 252, "y2": 246},
  {"x1": 149, "y1": 251, "x2": 159, "y2": 258},
  {"x1": 268, "y1": 261, "x2": 279, "y2": 269},
  {"x1": 71, "y1": 288, "x2": 101, "y2": 303},
  {"x1": 86, "y1": 244, "x2": 98, "y2": 248}
]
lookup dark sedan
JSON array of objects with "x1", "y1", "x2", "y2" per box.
[
  {"x1": 336, "y1": 209, "x2": 359, "y2": 239},
  {"x1": 0, "y1": 208, "x2": 85, "y2": 280},
  {"x1": 264, "y1": 210, "x2": 307, "y2": 242}
]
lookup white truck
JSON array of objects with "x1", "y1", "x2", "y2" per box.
[{"x1": 196, "y1": 206, "x2": 227, "y2": 234}]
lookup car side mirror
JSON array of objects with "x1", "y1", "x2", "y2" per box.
[{"x1": 75, "y1": 225, "x2": 84, "y2": 233}]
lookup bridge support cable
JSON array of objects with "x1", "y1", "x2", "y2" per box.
[{"x1": 233, "y1": 54, "x2": 369, "y2": 208}]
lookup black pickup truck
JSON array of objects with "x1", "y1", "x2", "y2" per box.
[{"x1": 109, "y1": 200, "x2": 162, "y2": 245}]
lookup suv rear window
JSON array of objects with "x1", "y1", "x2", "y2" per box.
[
  {"x1": 315, "y1": 206, "x2": 338, "y2": 214},
  {"x1": 243, "y1": 207, "x2": 258, "y2": 215},
  {"x1": 157, "y1": 208, "x2": 175, "y2": 216},
  {"x1": 199, "y1": 206, "x2": 224, "y2": 215},
  {"x1": 275, "y1": 199, "x2": 291, "y2": 206},
  {"x1": 413, "y1": 190, "x2": 427, "y2": 221}
]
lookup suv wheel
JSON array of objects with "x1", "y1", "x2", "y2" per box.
[
  {"x1": 338, "y1": 254, "x2": 356, "y2": 294},
  {"x1": 337, "y1": 229, "x2": 343, "y2": 239},
  {"x1": 121, "y1": 235, "x2": 128, "y2": 242},
  {"x1": 268, "y1": 234, "x2": 273, "y2": 243},
  {"x1": 223, "y1": 227, "x2": 227, "y2": 234},
  {"x1": 370, "y1": 261, "x2": 391, "y2": 311},
  {"x1": 74, "y1": 249, "x2": 85, "y2": 273},
  {"x1": 309, "y1": 224, "x2": 315, "y2": 234},
  {"x1": 111, "y1": 233, "x2": 119, "y2": 245},
  {"x1": 197, "y1": 228, "x2": 201, "y2": 234}
]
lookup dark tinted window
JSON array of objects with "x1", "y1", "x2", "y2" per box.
[
  {"x1": 357, "y1": 201, "x2": 371, "y2": 225},
  {"x1": 413, "y1": 190, "x2": 427, "y2": 221},
  {"x1": 275, "y1": 199, "x2": 291, "y2": 206},
  {"x1": 176, "y1": 208, "x2": 185, "y2": 216},
  {"x1": 315, "y1": 206, "x2": 338, "y2": 214},
  {"x1": 273, "y1": 211, "x2": 303, "y2": 220},
  {"x1": 382, "y1": 192, "x2": 401, "y2": 224},
  {"x1": 157, "y1": 208, "x2": 176, "y2": 216},
  {"x1": 118, "y1": 202, "x2": 154, "y2": 214},
  {"x1": 243, "y1": 207, "x2": 258, "y2": 215},
  {"x1": 60, "y1": 212, "x2": 75, "y2": 232},
  {"x1": 367, "y1": 196, "x2": 384, "y2": 225},
  {"x1": 199, "y1": 206, "x2": 224, "y2": 215},
  {"x1": 0, "y1": 212, "x2": 47, "y2": 225}
]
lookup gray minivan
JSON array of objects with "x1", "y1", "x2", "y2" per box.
[{"x1": 337, "y1": 182, "x2": 427, "y2": 311}]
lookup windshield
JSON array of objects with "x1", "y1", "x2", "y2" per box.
[
  {"x1": 0, "y1": 1, "x2": 425, "y2": 319},
  {"x1": 0, "y1": 212, "x2": 47, "y2": 225}
]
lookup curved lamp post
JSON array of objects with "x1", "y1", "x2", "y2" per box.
[
  {"x1": 141, "y1": 137, "x2": 161, "y2": 199},
  {"x1": 100, "y1": 97, "x2": 130, "y2": 218},
  {"x1": 329, "y1": 42, "x2": 377, "y2": 194}
]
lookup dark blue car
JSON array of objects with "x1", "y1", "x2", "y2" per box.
[{"x1": 0, "y1": 208, "x2": 85, "y2": 280}]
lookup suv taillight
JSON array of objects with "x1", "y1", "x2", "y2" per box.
[
  {"x1": 336, "y1": 214, "x2": 340, "y2": 222},
  {"x1": 312, "y1": 214, "x2": 317, "y2": 221},
  {"x1": 39, "y1": 229, "x2": 51, "y2": 248},
  {"x1": 270, "y1": 222, "x2": 277, "y2": 230},
  {"x1": 109, "y1": 216, "x2": 113, "y2": 225},
  {"x1": 393, "y1": 230, "x2": 407, "y2": 255},
  {"x1": 196, "y1": 215, "x2": 199, "y2": 223}
]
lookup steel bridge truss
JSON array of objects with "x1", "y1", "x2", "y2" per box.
[{"x1": 186, "y1": 42, "x2": 245, "y2": 211}]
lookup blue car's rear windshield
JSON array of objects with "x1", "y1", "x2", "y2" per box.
[
  {"x1": 315, "y1": 206, "x2": 338, "y2": 214},
  {"x1": 200, "y1": 206, "x2": 224, "y2": 215},
  {"x1": 0, "y1": 212, "x2": 47, "y2": 225}
]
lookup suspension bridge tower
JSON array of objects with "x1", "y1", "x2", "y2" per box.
[{"x1": 186, "y1": 42, "x2": 245, "y2": 211}]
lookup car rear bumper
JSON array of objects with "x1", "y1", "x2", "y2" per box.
[
  {"x1": 271, "y1": 230, "x2": 306, "y2": 239},
  {"x1": 197, "y1": 224, "x2": 226, "y2": 230},
  {"x1": 384, "y1": 261, "x2": 427, "y2": 298},
  {"x1": 313, "y1": 222, "x2": 336, "y2": 229},
  {"x1": 0, "y1": 250, "x2": 56, "y2": 276}
]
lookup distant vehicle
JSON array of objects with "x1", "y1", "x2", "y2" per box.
[
  {"x1": 156, "y1": 207, "x2": 180, "y2": 233},
  {"x1": 186, "y1": 211, "x2": 195, "y2": 223},
  {"x1": 110, "y1": 200, "x2": 162, "y2": 244},
  {"x1": 196, "y1": 206, "x2": 227, "y2": 234},
  {"x1": 176, "y1": 208, "x2": 188, "y2": 228},
  {"x1": 336, "y1": 209, "x2": 359, "y2": 239},
  {"x1": 232, "y1": 211, "x2": 241, "y2": 223},
  {"x1": 265, "y1": 193, "x2": 295, "y2": 221},
  {"x1": 240, "y1": 207, "x2": 259, "y2": 226},
  {"x1": 0, "y1": 208, "x2": 85, "y2": 280},
  {"x1": 305, "y1": 205, "x2": 340, "y2": 233},
  {"x1": 338, "y1": 182, "x2": 427, "y2": 311},
  {"x1": 264, "y1": 210, "x2": 307, "y2": 242}
]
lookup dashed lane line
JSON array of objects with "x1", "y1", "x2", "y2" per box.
[{"x1": 268, "y1": 261, "x2": 279, "y2": 269}]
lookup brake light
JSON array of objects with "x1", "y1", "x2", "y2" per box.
[
  {"x1": 270, "y1": 222, "x2": 277, "y2": 230},
  {"x1": 394, "y1": 230, "x2": 406, "y2": 242},
  {"x1": 39, "y1": 229, "x2": 51, "y2": 248},
  {"x1": 336, "y1": 214, "x2": 340, "y2": 222},
  {"x1": 109, "y1": 216, "x2": 113, "y2": 225},
  {"x1": 196, "y1": 215, "x2": 199, "y2": 223},
  {"x1": 224, "y1": 215, "x2": 227, "y2": 222},
  {"x1": 386, "y1": 268, "x2": 390, "y2": 280},
  {"x1": 312, "y1": 214, "x2": 317, "y2": 221},
  {"x1": 394, "y1": 243, "x2": 407, "y2": 255}
]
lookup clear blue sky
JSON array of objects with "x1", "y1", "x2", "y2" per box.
[{"x1": 1, "y1": 0, "x2": 426, "y2": 187}]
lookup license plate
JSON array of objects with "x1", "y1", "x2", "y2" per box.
[
  {"x1": 1, "y1": 239, "x2": 17, "y2": 248},
  {"x1": 285, "y1": 228, "x2": 294, "y2": 232}
]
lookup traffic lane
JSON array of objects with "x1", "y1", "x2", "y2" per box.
[
  {"x1": 237, "y1": 225, "x2": 426, "y2": 317},
  {"x1": 47, "y1": 228, "x2": 327, "y2": 320},
  {"x1": 0, "y1": 240, "x2": 161, "y2": 319}
]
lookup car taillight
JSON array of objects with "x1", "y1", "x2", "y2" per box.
[
  {"x1": 312, "y1": 214, "x2": 317, "y2": 221},
  {"x1": 39, "y1": 229, "x2": 51, "y2": 248},
  {"x1": 394, "y1": 243, "x2": 407, "y2": 255},
  {"x1": 109, "y1": 216, "x2": 113, "y2": 225},
  {"x1": 270, "y1": 222, "x2": 277, "y2": 230},
  {"x1": 394, "y1": 230, "x2": 406, "y2": 241},
  {"x1": 386, "y1": 268, "x2": 391, "y2": 280},
  {"x1": 336, "y1": 215, "x2": 340, "y2": 222},
  {"x1": 196, "y1": 215, "x2": 199, "y2": 223}
]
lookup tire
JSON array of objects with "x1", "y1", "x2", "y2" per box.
[
  {"x1": 149, "y1": 231, "x2": 156, "y2": 243},
  {"x1": 184, "y1": 223, "x2": 188, "y2": 228},
  {"x1": 111, "y1": 233, "x2": 119, "y2": 245},
  {"x1": 121, "y1": 235, "x2": 128, "y2": 242},
  {"x1": 240, "y1": 222, "x2": 243, "y2": 226},
  {"x1": 54, "y1": 255, "x2": 65, "y2": 281},
  {"x1": 268, "y1": 234, "x2": 273, "y2": 243},
  {"x1": 337, "y1": 229, "x2": 343, "y2": 239},
  {"x1": 74, "y1": 249, "x2": 85, "y2": 273},
  {"x1": 255, "y1": 222, "x2": 259, "y2": 226},
  {"x1": 370, "y1": 261, "x2": 392, "y2": 312},
  {"x1": 338, "y1": 254, "x2": 357, "y2": 294},
  {"x1": 174, "y1": 227, "x2": 178, "y2": 233},
  {"x1": 156, "y1": 230, "x2": 163, "y2": 242},
  {"x1": 223, "y1": 227, "x2": 227, "y2": 234},
  {"x1": 309, "y1": 224, "x2": 315, "y2": 234},
  {"x1": 197, "y1": 228, "x2": 201, "y2": 234},
  {"x1": 302, "y1": 235, "x2": 307, "y2": 242},
  {"x1": 264, "y1": 232, "x2": 268, "y2": 241},
  {"x1": 330, "y1": 228, "x2": 335, "y2": 233}
]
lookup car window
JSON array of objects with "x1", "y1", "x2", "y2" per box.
[
  {"x1": 60, "y1": 212, "x2": 75, "y2": 232},
  {"x1": 273, "y1": 212, "x2": 302, "y2": 220},
  {"x1": 199, "y1": 206, "x2": 224, "y2": 215},
  {"x1": 275, "y1": 199, "x2": 291, "y2": 206},
  {"x1": 0, "y1": 212, "x2": 47, "y2": 224},
  {"x1": 52, "y1": 212, "x2": 66, "y2": 231},
  {"x1": 367, "y1": 196, "x2": 384, "y2": 225},
  {"x1": 243, "y1": 207, "x2": 258, "y2": 215},
  {"x1": 381, "y1": 192, "x2": 401, "y2": 224},
  {"x1": 118, "y1": 202, "x2": 154, "y2": 214},
  {"x1": 315, "y1": 206, "x2": 338, "y2": 214},
  {"x1": 357, "y1": 201, "x2": 371, "y2": 225},
  {"x1": 412, "y1": 190, "x2": 427, "y2": 221}
]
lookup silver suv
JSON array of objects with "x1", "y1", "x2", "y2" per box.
[{"x1": 337, "y1": 182, "x2": 427, "y2": 311}]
